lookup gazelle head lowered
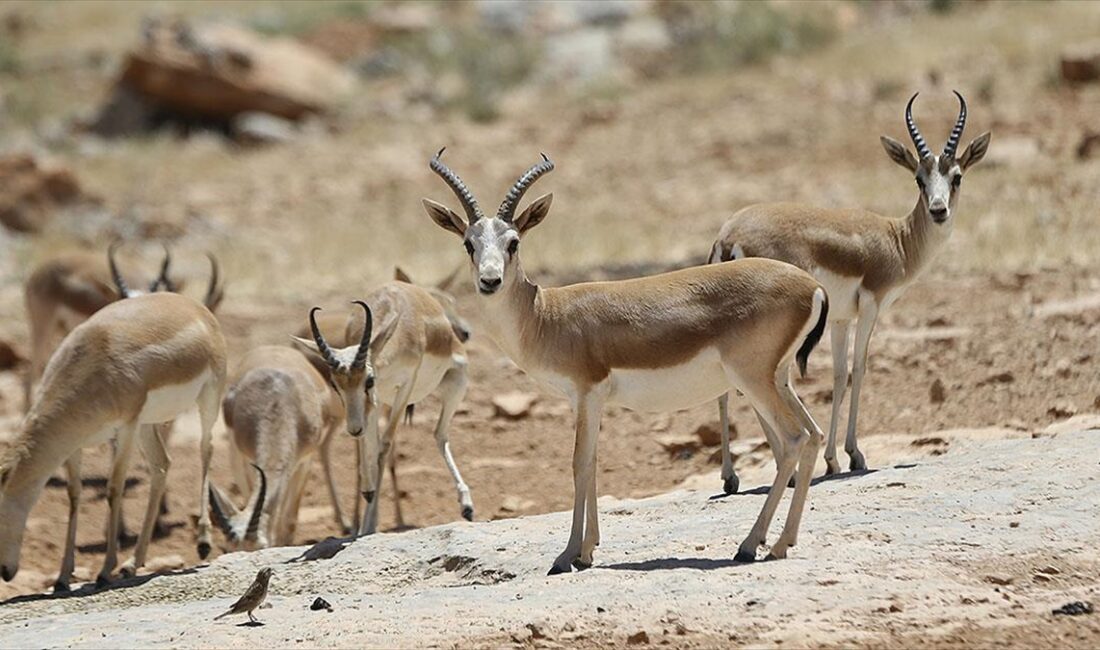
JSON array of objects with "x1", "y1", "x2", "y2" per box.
[
  {"x1": 880, "y1": 91, "x2": 990, "y2": 226},
  {"x1": 421, "y1": 148, "x2": 554, "y2": 296}
]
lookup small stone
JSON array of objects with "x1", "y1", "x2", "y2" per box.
[
  {"x1": 1038, "y1": 565, "x2": 1061, "y2": 575},
  {"x1": 498, "y1": 495, "x2": 535, "y2": 514},
  {"x1": 1032, "y1": 573, "x2": 1053, "y2": 583},
  {"x1": 1009, "y1": 521, "x2": 1020, "y2": 528},
  {"x1": 656, "y1": 434, "x2": 700, "y2": 458},
  {"x1": 1047, "y1": 402, "x2": 1077, "y2": 419},
  {"x1": 1054, "y1": 358, "x2": 1072, "y2": 378},
  {"x1": 626, "y1": 631, "x2": 650, "y2": 645},
  {"x1": 929, "y1": 378, "x2": 946, "y2": 404},
  {"x1": 984, "y1": 574, "x2": 1013, "y2": 586},
  {"x1": 889, "y1": 603, "x2": 903, "y2": 613},
  {"x1": 525, "y1": 623, "x2": 547, "y2": 640},
  {"x1": 693, "y1": 423, "x2": 724, "y2": 447},
  {"x1": 1052, "y1": 601, "x2": 1094, "y2": 616},
  {"x1": 145, "y1": 554, "x2": 185, "y2": 573},
  {"x1": 492, "y1": 391, "x2": 538, "y2": 419},
  {"x1": 310, "y1": 596, "x2": 333, "y2": 612}
]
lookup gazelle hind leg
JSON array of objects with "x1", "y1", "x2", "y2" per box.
[
  {"x1": 54, "y1": 450, "x2": 82, "y2": 592},
  {"x1": 121, "y1": 424, "x2": 171, "y2": 577},
  {"x1": 752, "y1": 408, "x2": 795, "y2": 488},
  {"x1": 823, "y1": 321, "x2": 851, "y2": 475},
  {"x1": 769, "y1": 380, "x2": 825, "y2": 559},
  {"x1": 388, "y1": 437, "x2": 404, "y2": 528},
  {"x1": 846, "y1": 301, "x2": 879, "y2": 471},
  {"x1": 717, "y1": 393, "x2": 739, "y2": 494},
  {"x1": 549, "y1": 387, "x2": 604, "y2": 575},
  {"x1": 98, "y1": 422, "x2": 138, "y2": 585},
  {"x1": 196, "y1": 380, "x2": 222, "y2": 559},
  {"x1": 432, "y1": 357, "x2": 474, "y2": 521}
]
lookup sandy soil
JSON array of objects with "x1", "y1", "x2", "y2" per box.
[{"x1": 0, "y1": 427, "x2": 1097, "y2": 648}]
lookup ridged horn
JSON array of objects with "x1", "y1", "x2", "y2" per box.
[
  {"x1": 905, "y1": 93, "x2": 932, "y2": 160},
  {"x1": 497, "y1": 153, "x2": 554, "y2": 222},
  {"x1": 208, "y1": 484, "x2": 234, "y2": 538},
  {"x1": 107, "y1": 240, "x2": 133, "y2": 299},
  {"x1": 150, "y1": 244, "x2": 175, "y2": 293},
  {"x1": 203, "y1": 252, "x2": 224, "y2": 311},
  {"x1": 309, "y1": 307, "x2": 340, "y2": 368},
  {"x1": 430, "y1": 147, "x2": 484, "y2": 223},
  {"x1": 942, "y1": 90, "x2": 967, "y2": 159},
  {"x1": 351, "y1": 300, "x2": 373, "y2": 370}
]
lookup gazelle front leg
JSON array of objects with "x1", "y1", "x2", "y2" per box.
[
  {"x1": 54, "y1": 449, "x2": 82, "y2": 592},
  {"x1": 120, "y1": 424, "x2": 171, "y2": 578},
  {"x1": 823, "y1": 321, "x2": 851, "y2": 475},
  {"x1": 319, "y1": 426, "x2": 352, "y2": 534},
  {"x1": 361, "y1": 383, "x2": 414, "y2": 535},
  {"x1": 549, "y1": 386, "x2": 604, "y2": 575},
  {"x1": 846, "y1": 300, "x2": 879, "y2": 471},
  {"x1": 432, "y1": 356, "x2": 474, "y2": 521},
  {"x1": 98, "y1": 422, "x2": 138, "y2": 585},
  {"x1": 717, "y1": 393, "x2": 739, "y2": 494}
]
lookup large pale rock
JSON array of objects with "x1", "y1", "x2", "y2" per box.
[
  {"x1": 0, "y1": 154, "x2": 87, "y2": 232},
  {"x1": 491, "y1": 391, "x2": 538, "y2": 419}
]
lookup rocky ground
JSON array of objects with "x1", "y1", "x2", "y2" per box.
[{"x1": 1, "y1": 426, "x2": 1097, "y2": 648}]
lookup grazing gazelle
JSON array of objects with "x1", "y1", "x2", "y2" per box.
[
  {"x1": 710, "y1": 92, "x2": 990, "y2": 486},
  {"x1": 295, "y1": 286, "x2": 474, "y2": 536},
  {"x1": 422, "y1": 149, "x2": 828, "y2": 573},
  {"x1": 22, "y1": 245, "x2": 172, "y2": 410},
  {"x1": 210, "y1": 346, "x2": 343, "y2": 548},
  {"x1": 0, "y1": 292, "x2": 226, "y2": 590}
]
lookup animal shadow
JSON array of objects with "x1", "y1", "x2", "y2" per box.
[
  {"x1": 600, "y1": 557, "x2": 751, "y2": 572},
  {"x1": 0, "y1": 567, "x2": 201, "y2": 606},
  {"x1": 708, "y1": 467, "x2": 880, "y2": 501}
]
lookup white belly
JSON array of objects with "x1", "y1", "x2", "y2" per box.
[
  {"x1": 607, "y1": 347, "x2": 729, "y2": 412},
  {"x1": 138, "y1": 370, "x2": 210, "y2": 424},
  {"x1": 813, "y1": 268, "x2": 861, "y2": 322}
]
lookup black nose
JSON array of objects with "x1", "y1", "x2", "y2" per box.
[
  {"x1": 1, "y1": 565, "x2": 13, "y2": 582},
  {"x1": 930, "y1": 207, "x2": 948, "y2": 222},
  {"x1": 481, "y1": 277, "x2": 502, "y2": 289},
  {"x1": 348, "y1": 427, "x2": 363, "y2": 438},
  {"x1": 458, "y1": 329, "x2": 471, "y2": 343}
]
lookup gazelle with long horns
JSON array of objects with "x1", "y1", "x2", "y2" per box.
[
  {"x1": 422, "y1": 149, "x2": 829, "y2": 573},
  {"x1": 210, "y1": 346, "x2": 343, "y2": 548},
  {"x1": 0, "y1": 291, "x2": 227, "y2": 590},
  {"x1": 293, "y1": 291, "x2": 474, "y2": 535},
  {"x1": 709, "y1": 92, "x2": 990, "y2": 491}
]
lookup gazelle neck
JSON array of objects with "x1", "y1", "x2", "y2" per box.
[
  {"x1": 478, "y1": 260, "x2": 542, "y2": 366},
  {"x1": 895, "y1": 195, "x2": 951, "y2": 281}
]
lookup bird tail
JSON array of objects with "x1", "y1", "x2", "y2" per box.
[{"x1": 213, "y1": 610, "x2": 231, "y2": 621}]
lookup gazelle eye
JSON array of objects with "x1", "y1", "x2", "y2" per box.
[
  {"x1": 507, "y1": 239, "x2": 519, "y2": 255},
  {"x1": 365, "y1": 375, "x2": 375, "y2": 391},
  {"x1": 916, "y1": 177, "x2": 925, "y2": 191},
  {"x1": 463, "y1": 241, "x2": 474, "y2": 256},
  {"x1": 952, "y1": 175, "x2": 962, "y2": 188}
]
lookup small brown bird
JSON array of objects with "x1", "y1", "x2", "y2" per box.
[{"x1": 214, "y1": 567, "x2": 273, "y2": 624}]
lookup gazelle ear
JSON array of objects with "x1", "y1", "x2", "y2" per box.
[
  {"x1": 422, "y1": 198, "x2": 467, "y2": 237},
  {"x1": 290, "y1": 336, "x2": 321, "y2": 357},
  {"x1": 958, "y1": 131, "x2": 991, "y2": 172},
  {"x1": 393, "y1": 266, "x2": 412, "y2": 283},
  {"x1": 514, "y1": 193, "x2": 553, "y2": 236},
  {"x1": 880, "y1": 136, "x2": 919, "y2": 173},
  {"x1": 369, "y1": 310, "x2": 400, "y2": 357}
]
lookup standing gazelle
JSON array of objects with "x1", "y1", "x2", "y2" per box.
[
  {"x1": 710, "y1": 92, "x2": 990, "y2": 489},
  {"x1": 0, "y1": 292, "x2": 226, "y2": 589},
  {"x1": 422, "y1": 150, "x2": 828, "y2": 573},
  {"x1": 211, "y1": 346, "x2": 343, "y2": 548},
  {"x1": 294, "y1": 289, "x2": 473, "y2": 536}
]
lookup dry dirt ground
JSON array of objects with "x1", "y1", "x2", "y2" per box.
[
  {"x1": 2, "y1": 1, "x2": 1100, "y2": 646},
  {"x1": 0, "y1": 427, "x2": 1097, "y2": 648}
]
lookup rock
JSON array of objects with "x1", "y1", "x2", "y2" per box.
[
  {"x1": 1032, "y1": 573, "x2": 1053, "y2": 583},
  {"x1": 492, "y1": 392, "x2": 538, "y2": 419},
  {"x1": 540, "y1": 28, "x2": 617, "y2": 83},
  {"x1": 498, "y1": 495, "x2": 536, "y2": 514},
  {"x1": 656, "y1": 434, "x2": 701, "y2": 458},
  {"x1": 525, "y1": 623, "x2": 547, "y2": 640},
  {"x1": 693, "y1": 422, "x2": 724, "y2": 447},
  {"x1": 1054, "y1": 358, "x2": 1072, "y2": 379},
  {"x1": 978, "y1": 371, "x2": 1015, "y2": 386},
  {"x1": 1037, "y1": 565, "x2": 1060, "y2": 575},
  {"x1": 626, "y1": 630, "x2": 650, "y2": 645},
  {"x1": 145, "y1": 554, "x2": 185, "y2": 573},
  {"x1": 232, "y1": 111, "x2": 297, "y2": 146},
  {"x1": 1052, "y1": 601, "x2": 1094, "y2": 616},
  {"x1": 310, "y1": 596, "x2": 333, "y2": 612},
  {"x1": 1047, "y1": 402, "x2": 1077, "y2": 420},
  {"x1": 984, "y1": 574, "x2": 1013, "y2": 586},
  {"x1": 0, "y1": 154, "x2": 87, "y2": 233},
  {"x1": 929, "y1": 378, "x2": 946, "y2": 404},
  {"x1": 1061, "y1": 42, "x2": 1100, "y2": 83},
  {"x1": 91, "y1": 19, "x2": 354, "y2": 136}
]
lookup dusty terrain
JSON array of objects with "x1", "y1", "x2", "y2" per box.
[
  {"x1": 2, "y1": 1, "x2": 1100, "y2": 646},
  {"x1": 1, "y1": 427, "x2": 1098, "y2": 648}
]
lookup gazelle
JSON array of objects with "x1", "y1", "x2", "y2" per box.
[
  {"x1": 0, "y1": 292, "x2": 226, "y2": 590},
  {"x1": 294, "y1": 286, "x2": 474, "y2": 536},
  {"x1": 709, "y1": 92, "x2": 990, "y2": 488},
  {"x1": 422, "y1": 150, "x2": 828, "y2": 573},
  {"x1": 210, "y1": 346, "x2": 343, "y2": 548}
]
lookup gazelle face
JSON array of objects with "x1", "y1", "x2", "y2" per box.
[
  {"x1": 0, "y1": 466, "x2": 32, "y2": 582},
  {"x1": 463, "y1": 218, "x2": 521, "y2": 296},
  {"x1": 916, "y1": 155, "x2": 962, "y2": 225}
]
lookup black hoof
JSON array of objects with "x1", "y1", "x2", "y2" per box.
[
  {"x1": 734, "y1": 549, "x2": 756, "y2": 563},
  {"x1": 53, "y1": 581, "x2": 71, "y2": 594},
  {"x1": 723, "y1": 475, "x2": 739, "y2": 495},
  {"x1": 572, "y1": 558, "x2": 592, "y2": 571},
  {"x1": 824, "y1": 463, "x2": 840, "y2": 476},
  {"x1": 197, "y1": 541, "x2": 211, "y2": 560},
  {"x1": 849, "y1": 455, "x2": 867, "y2": 472},
  {"x1": 95, "y1": 573, "x2": 111, "y2": 588},
  {"x1": 461, "y1": 506, "x2": 474, "y2": 522},
  {"x1": 547, "y1": 564, "x2": 571, "y2": 576}
]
